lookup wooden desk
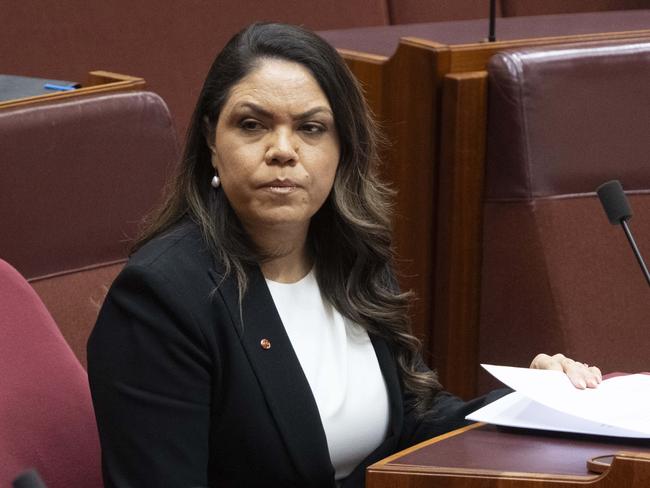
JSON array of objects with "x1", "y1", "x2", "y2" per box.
[
  {"x1": 0, "y1": 70, "x2": 144, "y2": 110},
  {"x1": 320, "y1": 11, "x2": 650, "y2": 398},
  {"x1": 367, "y1": 423, "x2": 650, "y2": 487}
]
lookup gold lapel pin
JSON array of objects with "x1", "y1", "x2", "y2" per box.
[{"x1": 260, "y1": 338, "x2": 271, "y2": 350}]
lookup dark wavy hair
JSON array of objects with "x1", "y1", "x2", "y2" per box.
[{"x1": 133, "y1": 22, "x2": 441, "y2": 414}]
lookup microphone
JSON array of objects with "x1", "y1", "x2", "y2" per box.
[
  {"x1": 12, "y1": 469, "x2": 48, "y2": 488},
  {"x1": 596, "y1": 180, "x2": 650, "y2": 287}
]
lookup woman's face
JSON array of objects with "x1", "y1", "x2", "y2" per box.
[{"x1": 208, "y1": 58, "x2": 340, "y2": 236}]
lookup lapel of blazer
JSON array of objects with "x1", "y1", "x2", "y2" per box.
[
  {"x1": 369, "y1": 335, "x2": 403, "y2": 439},
  {"x1": 212, "y1": 265, "x2": 335, "y2": 487}
]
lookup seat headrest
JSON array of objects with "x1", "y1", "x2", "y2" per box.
[{"x1": 486, "y1": 39, "x2": 650, "y2": 200}]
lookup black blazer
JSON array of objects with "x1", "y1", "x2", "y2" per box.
[{"x1": 88, "y1": 221, "x2": 504, "y2": 488}]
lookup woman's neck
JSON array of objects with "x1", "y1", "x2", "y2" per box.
[
  {"x1": 245, "y1": 222, "x2": 312, "y2": 283},
  {"x1": 261, "y1": 250, "x2": 312, "y2": 283}
]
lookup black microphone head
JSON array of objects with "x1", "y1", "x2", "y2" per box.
[
  {"x1": 12, "y1": 469, "x2": 47, "y2": 488},
  {"x1": 596, "y1": 180, "x2": 633, "y2": 225}
]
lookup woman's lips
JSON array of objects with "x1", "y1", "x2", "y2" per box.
[
  {"x1": 266, "y1": 186, "x2": 297, "y2": 194},
  {"x1": 260, "y1": 179, "x2": 300, "y2": 194}
]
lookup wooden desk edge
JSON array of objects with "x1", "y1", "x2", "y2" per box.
[
  {"x1": 367, "y1": 465, "x2": 598, "y2": 483},
  {"x1": 400, "y1": 37, "x2": 449, "y2": 50},
  {"x1": 398, "y1": 28, "x2": 650, "y2": 52},
  {"x1": 0, "y1": 71, "x2": 145, "y2": 110},
  {"x1": 616, "y1": 451, "x2": 650, "y2": 461},
  {"x1": 368, "y1": 424, "x2": 650, "y2": 483},
  {"x1": 336, "y1": 48, "x2": 387, "y2": 63}
]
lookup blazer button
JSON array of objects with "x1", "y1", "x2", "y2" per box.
[{"x1": 260, "y1": 338, "x2": 271, "y2": 350}]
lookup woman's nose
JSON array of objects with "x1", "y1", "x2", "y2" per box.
[{"x1": 265, "y1": 129, "x2": 298, "y2": 166}]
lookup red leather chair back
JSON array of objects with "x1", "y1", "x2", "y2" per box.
[
  {"x1": 501, "y1": 0, "x2": 650, "y2": 17},
  {"x1": 479, "y1": 39, "x2": 650, "y2": 392},
  {"x1": 0, "y1": 259, "x2": 102, "y2": 487},
  {"x1": 0, "y1": 90, "x2": 179, "y2": 367},
  {"x1": 388, "y1": 0, "x2": 499, "y2": 23}
]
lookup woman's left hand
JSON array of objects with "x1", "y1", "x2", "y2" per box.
[{"x1": 530, "y1": 353, "x2": 602, "y2": 389}]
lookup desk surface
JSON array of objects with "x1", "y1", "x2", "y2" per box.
[
  {"x1": 319, "y1": 9, "x2": 650, "y2": 57},
  {"x1": 369, "y1": 423, "x2": 650, "y2": 486},
  {"x1": 0, "y1": 71, "x2": 145, "y2": 110},
  {"x1": 397, "y1": 424, "x2": 650, "y2": 477}
]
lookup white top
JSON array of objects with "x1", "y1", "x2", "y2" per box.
[{"x1": 265, "y1": 269, "x2": 390, "y2": 481}]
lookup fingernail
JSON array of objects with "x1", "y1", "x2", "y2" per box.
[{"x1": 578, "y1": 379, "x2": 587, "y2": 389}]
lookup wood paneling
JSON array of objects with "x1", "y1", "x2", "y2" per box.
[{"x1": 433, "y1": 71, "x2": 488, "y2": 399}]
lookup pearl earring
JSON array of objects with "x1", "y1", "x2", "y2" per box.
[{"x1": 211, "y1": 175, "x2": 221, "y2": 188}]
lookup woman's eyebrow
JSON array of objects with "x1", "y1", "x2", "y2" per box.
[
  {"x1": 295, "y1": 106, "x2": 333, "y2": 120},
  {"x1": 236, "y1": 102, "x2": 273, "y2": 118},
  {"x1": 236, "y1": 102, "x2": 332, "y2": 120}
]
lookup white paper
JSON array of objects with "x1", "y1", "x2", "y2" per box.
[{"x1": 466, "y1": 365, "x2": 650, "y2": 438}]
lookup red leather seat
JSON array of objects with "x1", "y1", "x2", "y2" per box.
[
  {"x1": 0, "y1": 90, "x2": 179, "y2": 368},
  {"x1": 479, "y1": 39, "x2": 650, "y2": 393},
  {"x1": 0, "y1": 259, "x2": 102, "y2": 487},
  {"x1": 501, "y1": 0, "x2": 650, "y2": 17}
]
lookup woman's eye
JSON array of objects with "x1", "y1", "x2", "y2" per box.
[
  {"x1": 240, "y1": 119, "x2": 264, "y2": 131},
  {"x1": 301, "y1": 123, "x2": 326, "y2": 134}
]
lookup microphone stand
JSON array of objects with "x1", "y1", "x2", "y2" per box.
[
  {"x1": 621, "y1": 219, "x2": 650, "y2": 287},
  {"x1": 488, "y1": 0, "x2": 496, "y2": 42}
]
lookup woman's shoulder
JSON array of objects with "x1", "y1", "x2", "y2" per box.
[
  {"x1": 110, "y1": 219, "x2": 226, "y2": 301},
  {"x1": 105, "y1": 219, "x2": 223, "y2": 315},
  {"x1": 128, "y1": 219, "x2": 215, "y2": 274}
]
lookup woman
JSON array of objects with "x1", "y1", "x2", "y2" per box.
[{"x1": 88, "y1": 22, "x2": 601, "y2": 488}]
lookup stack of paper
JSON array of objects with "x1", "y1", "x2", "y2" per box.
[{"x1": 467, "y1": 365, "x2": 650, "y2": 438}]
